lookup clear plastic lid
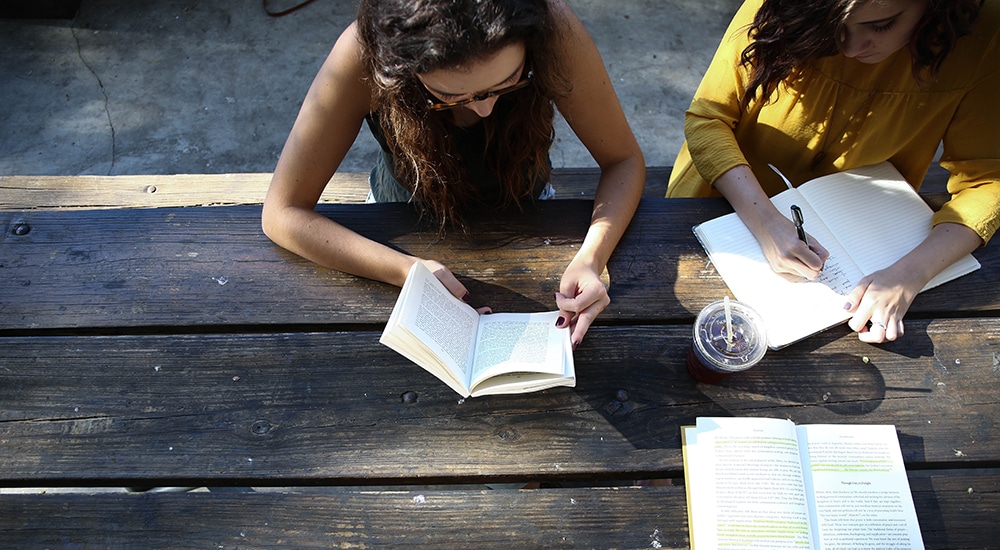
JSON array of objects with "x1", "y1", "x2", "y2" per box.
[{"x1": 692, "y1": 299, "x2": 767, "y2": 373}]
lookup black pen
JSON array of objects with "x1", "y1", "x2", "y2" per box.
[{"x1": 790, "y1": 205, "x2": 808, "y2": 245}]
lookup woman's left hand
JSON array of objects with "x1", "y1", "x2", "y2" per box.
[
  {"x1": 547, "y1": 0, "x2": 643, "y2": 351},
  {"x1": 553, "y1": 260, "x2": 610, "y2": 349},
  {"x1": 844, "y1": 263, "x2": 922, "y2": 343},
  {"x1": 844, "y1": 222, "x2": 982, "y2": 344}
]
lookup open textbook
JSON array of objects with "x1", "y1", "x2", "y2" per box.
[
  {"x1": 693, "y1": 162, "x2": 980, "y2": 349},
  {"x1": 380, "y1": 261, "x2": 575, "y2": 398},
  {"x1": 682, "y1": 417, "x2": 924, "y2": 550}
]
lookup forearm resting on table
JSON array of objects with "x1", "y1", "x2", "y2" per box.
[
  {"x1": 579, "y1": 157, "x2": 645, "y2": 272},
  {"x1": 894, "y1": 222, "x2": 982, "y2": 289},
  {"x1": 262, "y1": 203, "x2": 415, "y2": 287}
]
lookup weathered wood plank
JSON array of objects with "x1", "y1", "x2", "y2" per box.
[
  {"x1": 908, "y1": 468, "x2": 1000, "y2": 549},
  {"x1": 1, "y1": 319, "x2": 997, "y2": 486},
  {"x1": 0, "y1": 163, "x2": 948, "y2": 211},
  {"x1": 2, "y1": 199, "x2": 996, "y2": 331},
  {"x1": 0, "y1": 469, "x2": 994, "y2": 549},
  {"x1": 0, "y1": 487, "x2": 690, "y2": 549},
  {"x1": 0, "y1": 172, "x2": 365, "y2": 210},
  {"x1": 0, "y1": 167, "x2": 673, "y2": 210}
]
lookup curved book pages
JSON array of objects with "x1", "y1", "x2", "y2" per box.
[{"x1": 380, "y1": 261, "x2": 575, "y2": 397}]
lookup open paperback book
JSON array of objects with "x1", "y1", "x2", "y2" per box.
[
  {"x1": 380, "y1": 261, "x2": 575, "y2": 398},
  {"x1": 682, "y1": 417, "x2": 924, "y2": 550},
  {"x1": 693, "y1": 161, "x2": 980, "y2": 349}
]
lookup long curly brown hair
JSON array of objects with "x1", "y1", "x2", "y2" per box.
[
  {"x1": 356, "y1": 0, "x2": 570, "y2": 230},
  {"x1": 739, "y1": 0, "x2": 983, "y2": 108}
]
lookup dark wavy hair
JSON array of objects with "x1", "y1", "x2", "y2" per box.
[
  {"x1": 356, "y1": 0, "x2": 570, "y2": 230},
  {"x1": 739, "y1": 0, "x2": 983, "y2": 108}
]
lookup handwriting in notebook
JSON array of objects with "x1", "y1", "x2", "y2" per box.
[{"x1": 816, "y1": 257, "x2": 854, "y2": 295}]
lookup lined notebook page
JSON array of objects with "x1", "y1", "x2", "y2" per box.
[
  {"x1": 799, "y1": 162, "x2": 980, "y2": 291},
  {"x1": 768, "y1": 192, "x2": 862, "y2": 295},
  {"x1": 693, "y1": 189, "x2": 857, "y2": 349},
  {"x1": 693, "y1": 161, "x2": 980, "y2": 349}
]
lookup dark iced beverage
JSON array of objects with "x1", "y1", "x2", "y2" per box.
[{"x1": 687, "y1": 299, "x2": 767, "y2": 384}]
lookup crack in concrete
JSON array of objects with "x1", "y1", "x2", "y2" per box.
[{"x1": 70, "y1": 23, "x2": 116, "y2": 175}]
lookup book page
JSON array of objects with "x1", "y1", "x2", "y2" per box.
[
  {"x1": 410, "y1": 273, "x2": 479, "y2": 377},
  {"x1": 797, "y1": 424, "x2": 924, "y2": 550},
  {"x1": 380, "y1": 262, "x2": 481, "y2": 393},
  {"x1": 469, "y1": 311, "x2": 569, "y2": 387},
  {"x1": 468, "y1": 366, "x2": 575, "y2": 397},
  {"x1": 798, "y1": 162, "x2": 979, "y2": 290},
  {"x1": 684, "y1": 417, "x2": 816, "y2": 549},
  {"x1": 693, "y1": 189, "x2": 860, "y2": 349}
]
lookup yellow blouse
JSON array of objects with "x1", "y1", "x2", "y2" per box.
[{"x1": 667, "y1": 0, "x2": 1000, "y2": 244}]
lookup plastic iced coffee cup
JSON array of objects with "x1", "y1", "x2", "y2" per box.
[{"x1": 686, "y1": 299, "x2": 767, "y2": 384}]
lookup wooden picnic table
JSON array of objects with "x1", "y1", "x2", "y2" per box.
[{"x1": 1, "y1": 168, "x2": 997, "y2": 548}]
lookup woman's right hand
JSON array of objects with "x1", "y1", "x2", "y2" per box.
[
  {"x1": 753, "y1": 212, "x2": 830, "y2": 281},
  {"x1": 713, "y1": 165, "x2": 829, "y2": 280}
]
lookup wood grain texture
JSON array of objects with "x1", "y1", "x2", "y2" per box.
[
  {"x1": 0, "y1": 469, "x2": 993, "y2": 550},
  {"x1": 0, "y1": 167, "x2": 673, "y2": 210},
  {"x1": 3, "y1": 198, "x2": 996, "y2": 332},
  {"x1": 0, "y1": 487, "x2": 690, "y2": 549},
  {"x1": 1, "y1": 173, "x2": 335, "y2": 210},
  {"x1": 2, "y1": 319, "x2": 997, "y2": 486},
  {"x1": 1, "y1": 163, "x2": 946, "y2": 211},
  {"x1": 907, "y1": 469, "x2": 1000, "y2": 549}
]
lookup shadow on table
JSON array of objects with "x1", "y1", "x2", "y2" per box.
[{"x1": 580, "y1": 326, "x2": 910, "y2": 453}]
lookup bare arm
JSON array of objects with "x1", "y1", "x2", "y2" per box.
[
  {"x1": 549, "y1": 0, "x2": 646, "y2": 346},
  {"x1": 713, "y1": 165, "x2": 829, "y2": 280},
  {"x1": 846, "y1": 222, "x2": 981, "y2": 343},
  {"x1": 262, "y1": 23, "x2": 471, "y2": 299}
]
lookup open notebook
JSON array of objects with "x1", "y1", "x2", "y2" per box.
[{"x1": 693, "y1": 162, "x2": 981, "y2": 349}]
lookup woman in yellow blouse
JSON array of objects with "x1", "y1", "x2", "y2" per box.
[{"x1": 669, "y1": 0, "x2": 999, "y2": 343}]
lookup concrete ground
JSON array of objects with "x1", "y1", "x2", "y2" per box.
[{"x1": 0, "y1": 0, "x2": 742, "y2": 178}]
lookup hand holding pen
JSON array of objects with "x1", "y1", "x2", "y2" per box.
[
  {"x1": 769, "y1": 165, "x2": 824, "y2": 271},
  {"x1": 785, "y1": 203, "x2": 828, "y2": 278},
  {"x1": 724, "y1": 163, "x2": 829, "y2": 281}
]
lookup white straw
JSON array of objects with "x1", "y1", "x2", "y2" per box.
[{"x1": 724, "y1": 295, "x2": 734, "y2": 346}]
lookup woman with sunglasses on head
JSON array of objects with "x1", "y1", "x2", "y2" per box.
[
  {"x1": 262, "y1": 0, "x2": 644, "y2": 348},
  {"x1": 668, "y1": 0, "x2": 999, "y2": 343}
]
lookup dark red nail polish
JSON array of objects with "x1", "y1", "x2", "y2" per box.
[{"x1": 556, "y1": 316, "x2": 566, "y2": 327}]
